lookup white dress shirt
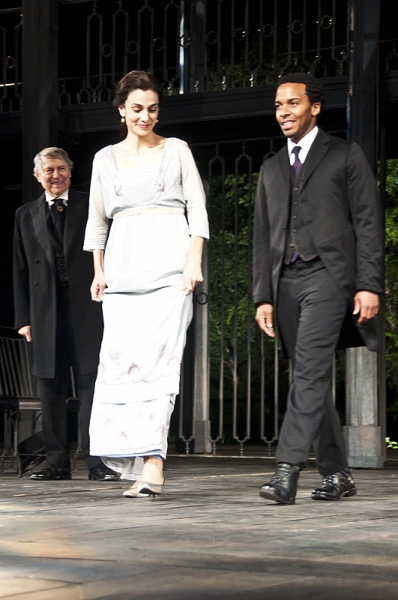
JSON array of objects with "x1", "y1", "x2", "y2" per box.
[
  {"x1": 45, "y1": 190, "x2": 69, "y2": 207},
  {"x1": 287, "y1": 126, "x2": 319, "y2": 165}
]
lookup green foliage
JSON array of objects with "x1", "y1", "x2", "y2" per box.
[
  {"x1": 206, "y1": 159, "x2": 398, "y2": 441},
  {"x1": 206, "y1": 31, "x2": 348, "y2": 91},
  {"x1": 384, "y1": 159, "x2": 398, "y2": 421},
  {"x1": 208, "y1": 172, "x2": 289, "y2": 443},
  {"x1": 386, "y1": 437, "x2": 398, "y2": 450}
]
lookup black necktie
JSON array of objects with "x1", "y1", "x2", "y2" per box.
[
  {"x1": 292, "y1": 146, "x2": 302, "y2": 177},
  {"x1": 51, "y1": 198, "x2": 66, "y2": 247},
  {"x1": 290, "y1": 147, "x2": 302, "y2": 263}
]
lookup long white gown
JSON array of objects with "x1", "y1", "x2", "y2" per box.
[{"x1": 83, "y1": 138, "x2": 209, "y2": 479}]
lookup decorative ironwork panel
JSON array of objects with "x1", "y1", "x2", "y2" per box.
[
  {"x1": 56, "y1": 0, "x2": 349, "y2": 104},
  {"x1": 0, "y1": 0, "x2": 355, "y2": 109},
  {"x1": 186, "y1": 137, "x2": 291, "y2": 454},
  {"x1": 0, "y1": 7, "x2": 22, "y2": 112}
]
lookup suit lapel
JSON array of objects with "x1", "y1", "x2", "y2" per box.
[
  {"x1": 276, "y1": 147, "x2": 291, "y2": 223},
  {"x1": 30, "y1": 195, "x2": 55, "y2": 270},
  {"x1": 64, "y1": 190, "x2": 85, "y2": 257},
  {"x1": 300, "y1": 129, "x2": 330, "y2": 185}
]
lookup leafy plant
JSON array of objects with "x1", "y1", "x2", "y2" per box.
[{"x1": 386, "y1": 437, "x2": 398, "y2": 450}]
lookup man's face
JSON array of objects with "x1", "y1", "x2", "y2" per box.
[
  {"x1": 275, "y1": 82, "x2": 321, "y2": 143},
  {"x1": 34, "y1": 157, "x2": 71, "y2": 197}
]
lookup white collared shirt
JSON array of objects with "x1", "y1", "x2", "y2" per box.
[
  {"x1": 287, "y1": 126, "x2": 319, "y2": 165},
  {"x1": 45, "y1": 190, "x2": 69, "y2": 207}
]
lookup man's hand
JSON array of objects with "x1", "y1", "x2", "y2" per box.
[
  {"x1": 353, "y1": 291, "x2": 379, "y2": 323},
  {"x1": 18, "y1": 325, "x2": 32, "y2": 342},
  {"x1": 255, "y1": 303, "x2": 275, "y2": 338}
]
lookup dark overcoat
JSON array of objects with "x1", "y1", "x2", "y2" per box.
[
  {"x1": 253, "y1": 129, "x2": 384, "y2": 351},
  {"x1": 13, "y1": 189, "x2": 103, "y2": 378}
]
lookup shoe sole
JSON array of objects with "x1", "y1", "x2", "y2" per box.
[
  {"x1": 30, "y1": 475, "x2": 71, "y2": 480},
  {"x1": 311, "y1": 488, "x2": 357, "y2": 501},
  {"x1": 88, "y1": 475, "x2": 120, "y2": 481},
  {"x1": 259, "y1": 488, "x2": 295, "y2": 505}
]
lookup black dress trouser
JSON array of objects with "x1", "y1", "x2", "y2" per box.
[
  {"x1": 275, "y1": 258, "x2": 349, "y2": 476},
  {"x1": 37, "y1": 282, "x2": 101, "y2": 470}
]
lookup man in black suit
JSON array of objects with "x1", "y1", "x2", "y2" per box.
[
  {"x1": 13, "y1": 147, "x2": 118, "y2": 481},
  {"x1": 253, "y1": 74, "x2": 383, "y2": 504}
]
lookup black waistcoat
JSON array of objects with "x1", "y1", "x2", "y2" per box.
[
  {"x1": 283, "y1": 167, "x2": 318, "y2": 264},
  {"x1": 46, "y1": 205, "x2": 68, "y2": 283}
]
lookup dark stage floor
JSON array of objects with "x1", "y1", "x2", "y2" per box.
[{"x1": 1, "y1": 452, "x2": 398, "y2": 599}]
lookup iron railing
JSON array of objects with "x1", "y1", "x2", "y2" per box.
[
  {"x1": 0, "y1": 0, "x2": 355, "y2": 111},
  {"x1": 174, "y1": 134, "x2": 346, "y2": 455}
]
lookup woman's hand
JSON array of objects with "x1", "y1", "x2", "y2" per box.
[
  {"x1": 182, "y1": 235, "x2": 205, "y2": 295},
  {"x1": 182, "y1": 235, "x2": 204, "y2": 296},
  {"x1": 91, "y1": 249, "x2": 106, "y2": 302},
  {"x1": 91, "y1": 272, "x2": 106, "y2": 302},
  {"x1": 182, "y1": 258, "x2": 203, "y2": 295}
]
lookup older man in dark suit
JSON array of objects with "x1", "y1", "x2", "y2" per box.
[
  {"x1": 13, "y1": 147, "x2": 118, "y2": 481},
  {"x1": 253, "y1": 74, "x2": 383, "y2": 504}
]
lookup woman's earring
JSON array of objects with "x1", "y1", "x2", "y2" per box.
[{"x1": 121, "y1": 116, "x2": 125, "y2": 123}]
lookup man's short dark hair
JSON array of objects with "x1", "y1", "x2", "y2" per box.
[{"x1": 277, "y1": 73, "x2": 325, "y2": 111}]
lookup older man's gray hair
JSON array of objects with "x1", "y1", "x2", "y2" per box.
[{"x1": 33, "y1": 147, "x2": 74, "y2": 173}]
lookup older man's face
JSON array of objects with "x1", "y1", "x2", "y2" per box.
[{"x1": 34, "y1": 157, "x2": 71, "y2": 197}]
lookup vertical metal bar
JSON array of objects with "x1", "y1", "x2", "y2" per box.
[
  {"x1": 257, "y1": 0, "x2": 264, "y2": 81},
  {"x1": 208, "y1": 145, "x2": 225, "y2": 454},
  {"x1": 272, "y1": 0, "x2": 278, "y2": 71},
  {"x1": 245, "y1": 151, "x2": 253, "y2": 447},
  {"x1": 217, "y1": 0, "x2": 221, "y2": 78},
  {"x1": 378, "y1": 122, "x2": 387, "y2": 461},
  {"x1": 232, "y1": 154, "x2": 239, "y2": 447},
  {"x1": 14, "y1": 15, "x2": 22, "y2": 103},
  {"x1": 164, "y1": 1, "x2": 181, "y2": 93},
  {"x1": 302, "y1": 0, "x2": 307, "y2": 65},
  {"x1": 230, "y1": 0, "x2": 235, "y2": 87},
  {"x1": 0, "y1": 23, "x2": 6, "y2": 105},
  {"x1": 260, "y1": 332, "x2": 265, "y2": 445},
  {"x1": 86, "y1": 3, "x2": 103, "y2": 99},
  {"x1": 111, "y1": 3, "x2": 129, "y2": 86},
  {"x1": 178, "y1": 364, "x2": 196, "y2": 454},
  {"x1": 287, "y1": 0, "x2": 292, "y2": 66},
  {"x1": 232, "y1": 143, "x2": 252, "y2": 454},
  {"x1": 244, "y1": 0, "x2": 249, "y2": 77},
  {"x1": 179, "y1": 0, "x2": 185, "y2": 93},
  {"x1": 274, "y1": 333, "x2": 279, "y2": 444}
]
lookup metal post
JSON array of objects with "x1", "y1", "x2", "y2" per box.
[
  {"x1": 192, "y1": 238, "x2": 211, "y2": 453},
  {"x1": 344, "y1": 0, "x2": 383, "y2": 468},
  {"x1": 22, "y1": 0, "x2": 59, "y2": 204}
]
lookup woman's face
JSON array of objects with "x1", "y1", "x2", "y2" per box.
[{"x1": 119, "y1": 88, "x2": 160, "y2": 138}]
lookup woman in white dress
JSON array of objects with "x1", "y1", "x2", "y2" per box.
[{"x1": 84, "y1": 71, "x2": 209, "y2": 498}]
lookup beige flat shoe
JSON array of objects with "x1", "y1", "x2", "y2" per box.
[
  {"x1": 137, "y1": 458, "x2": 164, "y2": 496},
  {"x1": 137, "y1": 481, "x2": 163, "y2": 496},
  {"x1": 122, "y1": 481, "x2": 150, "y2": 498}
]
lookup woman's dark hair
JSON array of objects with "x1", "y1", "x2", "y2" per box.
[
  {"x1": 277, "y1": 73, "x2": 325, "y2": 111},
  {"x1": 113, "y1": 70, "x2": 164, "y2": 107}
]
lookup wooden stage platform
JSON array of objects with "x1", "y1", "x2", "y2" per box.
[{"x1": 1, "y1": 452, "x2": 398, "y2": 599}]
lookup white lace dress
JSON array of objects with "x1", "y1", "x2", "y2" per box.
[{"x1": 84, "y1": 138, "x2": 209, "y2": 479}]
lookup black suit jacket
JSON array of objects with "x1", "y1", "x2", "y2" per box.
[
  {"x1": 13, "y1": 189, "x2": 103, "y2": 378},
  {"x1": 253, "y1": 129, "x2": 384, "y2": 351}
]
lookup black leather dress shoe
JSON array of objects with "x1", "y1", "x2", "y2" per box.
[
  {"x1": 89, "y1": 464, "x2": 120, "y2": 481},
  {"x1": 311, "y1": 468, "x2": 357, "y2": 500},
  {"x1": 259, "y1": 462, "x2": 300, "y2": 504},
  {"x1": 30, "y1": 465, "x2": 71, "y2": 480}
]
